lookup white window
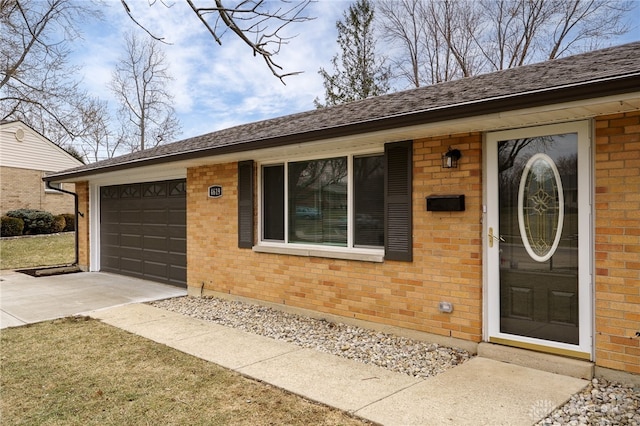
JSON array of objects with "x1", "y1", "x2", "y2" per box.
[
  {"x1": 260, "y1": 154, "x2": 384, "y2": 251},
  {"x1": 45, "y1": 182, "x2": 63, "y2": 193}
]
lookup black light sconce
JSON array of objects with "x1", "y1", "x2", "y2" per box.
[{"x1": 442, "y1": 147, "x2": 462, "y2": 169}]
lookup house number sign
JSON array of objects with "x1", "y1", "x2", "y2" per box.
[{"x1": 208, "y1": 185, "x2": 222, "y2": 198}]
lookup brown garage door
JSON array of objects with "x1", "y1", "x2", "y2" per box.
[{"x1": 100, "y1": 180, "x2": 186, "y2": 287}]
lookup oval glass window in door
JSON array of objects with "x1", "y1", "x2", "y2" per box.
[{"x1": 517, "y1": 153, "x2": 564, "y2": 262}]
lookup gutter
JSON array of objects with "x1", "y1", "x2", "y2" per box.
[
  {"x1": 44, "y1": 180, "x2": 80, "y2": 267},
  {"x1": 44, "y1": 71, "x2": 640, "y2": 182}
]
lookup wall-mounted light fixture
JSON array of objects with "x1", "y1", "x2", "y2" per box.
[{"x1": 442, "y1": 147, "x2": 462, "y2": 169}]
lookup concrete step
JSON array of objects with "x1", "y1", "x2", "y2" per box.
[{"x1": 478, "y1": 342, "x2": 594, "y2": 380}]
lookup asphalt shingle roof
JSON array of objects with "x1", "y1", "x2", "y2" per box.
[{"x1": 49, "y1": 41, "x2": 640, "y2": 179}]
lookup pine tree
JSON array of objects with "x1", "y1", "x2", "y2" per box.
[{"x1": 315, "y1": 0, "x2": 391, "y2": 107}]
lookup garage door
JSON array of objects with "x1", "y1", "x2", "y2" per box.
[{"x1": 100, "y1": 180, "x2": 186, "y2": 287}]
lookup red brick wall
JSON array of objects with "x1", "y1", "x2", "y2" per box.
[
  {"x1": 187, "y1": 133, "x2": 484, "y2": 342},
  {"x1": 594, "y1": 111, "x2": 640, "y2": 374}
]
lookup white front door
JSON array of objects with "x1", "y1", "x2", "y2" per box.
[{"x1": 486, "y1": 121, "x2": 592, "y2": 359}]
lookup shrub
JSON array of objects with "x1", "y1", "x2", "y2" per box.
[
  {"x1": 1, "y1": 216, "x2": 24, "y2": 237},
  {"x1": 52, "y1": 215, "x2": 66, "y2": 233},
  {"x1": 6, "y1": 209, "x2": 55, "y2": 235},
  {"x1": 61, "y1": 213, "x2": 75, "y2": 232}
]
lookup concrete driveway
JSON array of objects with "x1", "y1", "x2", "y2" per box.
[{"x1": 0, "y1": 270, "x2": 186, "y2": 329}]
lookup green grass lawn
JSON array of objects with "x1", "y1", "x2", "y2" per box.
[
  {"x1": 1, "y1": 317, "x2": 368, "y2": 426},
  {"x1": 0, "y1": 232, "x2": 75, "y2": 270}
]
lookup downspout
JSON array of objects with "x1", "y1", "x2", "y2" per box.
[{"x1": 45, "y1": 180, "x2": 80, "y2": 266}]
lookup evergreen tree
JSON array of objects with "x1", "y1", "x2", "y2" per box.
[{"x1": 315, "y1": 0, "x2": 391, "y2": 107}]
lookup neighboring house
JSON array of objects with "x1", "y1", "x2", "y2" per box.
[
  {"x1": 46, "y1": 42, "x2": 640, "y2": 383},
  {"x1": 0, "y1": 121, "x2": 82, "y2": 216}
]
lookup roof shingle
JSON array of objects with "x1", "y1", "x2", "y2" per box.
[{"x1": 49, "y1": 41, "x2": 640, "y2": 179}]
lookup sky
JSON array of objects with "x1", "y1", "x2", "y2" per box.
[
  {"x1": 72, "y1": 1, "x2": 348, "y2": 142},
  {"x1": 71, "y1": 0, "x2": 640, "y2": 145}
]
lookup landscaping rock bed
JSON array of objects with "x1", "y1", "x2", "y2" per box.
[
  {"x1": 150, "y1": 296, "x2": 470, "y2": 379},
  {"x1": 151, "y1": 296, "x2": 639, "y2": 424}
]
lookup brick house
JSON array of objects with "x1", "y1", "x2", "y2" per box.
[
  {"x1": 46, "y1": 42, "x2": 640, "y2": 383},
  {"x1": 1, "y1": 120, "x2": 82, "y2": 216}
]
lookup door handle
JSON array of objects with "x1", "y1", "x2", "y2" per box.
[{"x1": 488, "y1": 227, "x2": 505, "y2": 248}]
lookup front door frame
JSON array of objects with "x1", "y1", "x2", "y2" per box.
[{"x1": 483, "y1": 121, "x2": 594, "y2": 360}]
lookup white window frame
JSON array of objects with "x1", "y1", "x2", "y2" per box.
[
  {"x1": 255, "y1": 149, "x2": 385, "y2": 262},
  {"x1": 44, "y1": 181, "x2": 63, "y2": 193}
]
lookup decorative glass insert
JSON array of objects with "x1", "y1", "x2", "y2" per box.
[
  {"x1": 119, "y1": 184, "x2": 141, "y2": 198},
  {"x1": 101, "y1": 186, "x2": 119, "y2": 199},
  {"x1": 168, "y1": 180, "x2": 186, "y2": 196},
  {"x1": 517, "y1": 153, "x2": 564, "y2": 262},
  {"x1": 143, "y1": 183, "x2": 167, "y2": 197}
]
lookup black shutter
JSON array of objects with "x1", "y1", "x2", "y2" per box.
[
  {"x1": 384, "y1": 141, "x2": 413, "y2": 261},
  {"x1": 238, "y1": 160, "x2": 254, "y2": 248}
]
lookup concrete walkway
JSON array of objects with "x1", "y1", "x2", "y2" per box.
[
  {"x1": 0, "y1": 271, "x2": 589, "y2": 425},
  {"x1": 91, "y1": 303, "x2": 588, "y2": 425}
]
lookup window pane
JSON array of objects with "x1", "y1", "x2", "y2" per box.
[
  {"x1": 288, "y1": 158, "x2": 347, "y2": 246},
  {"x1": 263, "y1": 165, "x2": 284, "y2": 241},
  {"x1": 354, "y1": 155, "x2": 384, "y2": 247}
]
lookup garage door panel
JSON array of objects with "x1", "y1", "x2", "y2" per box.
[
  {"x1": 143, "y1": 209, "x2": 168, "y2": 224},
  {"x1": 119, "y1": 233, "x2": 143, "y2": 248},
  {"x1": 166, "y1": 251, "x2": 186, "y2": 264},
  {"x1": 143, "y1": 236, "x2": 167, "y2": 251},
  {"x1": 169, "y1": 265, "x2": 187, "y2": 283},
  {"x1": 120, "y1": 200, "x2": 143, "y2": 212},
  {"x1": 169, "y1": 238, "x2": 186, "y2": 253},
  {"x1": 120, "y1": 212, "x2": 142, "y2": 225},
  {"x1": 142, "y1": 248, "x2": 172, "y2": 263},
  {"x1": 119, "y1": 257, "x2": 143, "y2": 274},
  {"x1": 102, "y1": 232, "x2": 120, "y2": 246},
  {"x1": 102, "y1": 255, "x2": 120, "y2": 269},
  {"x1": 101, "y1": 209, "x2": 120, "y2": 223},
  {"x1": 118, "y1": 246, "x2": 142, "y2": 259},
  {"x1": 119, "y1": 223, "x2": 143, "y2": 235},
  {"x1": 100, "y1": 180, "x2": 186, "y2": 287},
  {"x1": 167, "y1": 225, "x2": 185, "y2": 236},
  {"x1": 143, "y1": 224, "x2": 170, "y2": 237},
  {"x1": 143, "y1": 261, "x2": 168, "y2": 277},
  {"x1": 168, "y1": 209, "x2": 186, "y2": 225}
]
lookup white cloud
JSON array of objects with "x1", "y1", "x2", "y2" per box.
[
  {"x1": 171, "y1": 1, "x2": 346, "y2": 137},
  {"x1": 71, "y1": 1, "x2": 349, "y2": 141},
  {"x1": 69, "y1": 0, "x2": 640, "y2": 148}
]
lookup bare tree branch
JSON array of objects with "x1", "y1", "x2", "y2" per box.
[
  {"x1": 379, "y1": 0, "x2": 424, "y2": 88},
  {"x1": 379, "y1": 0, "x2": 635, "y2": 87},
  {"x1": 0, "y1": 0, "x2": 105, "y2": 146},
  {"x1": 109, "y1": 31, "x2": 181, "y2": 153},
  {"x1": 120, "y1": 0, "x2": 169, "y2": 43},
  {"x1": 121, "y1": 0, "x2": 314, "y2": 83}
]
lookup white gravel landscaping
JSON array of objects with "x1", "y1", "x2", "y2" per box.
[{"x1": 150, "y1": 296, "x2": 640, "y2": 425}]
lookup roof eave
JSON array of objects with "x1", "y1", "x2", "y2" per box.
[{"x1": 44, "y1": 72, "x2": 640, "y2": 183}]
